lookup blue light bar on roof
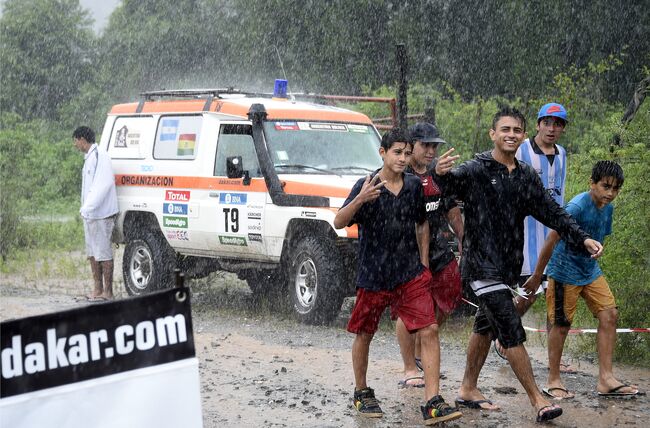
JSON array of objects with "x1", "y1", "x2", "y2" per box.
[{"x1": 273, "y1": 79, "x2": 288, "y2": 98}]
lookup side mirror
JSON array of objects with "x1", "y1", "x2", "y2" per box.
[
  {"x1": 226, "y1": 156, "x2": 251, "y2": 185},
  {"x1": 226, "y1": 156, "x2": 243, "y2": 178}
]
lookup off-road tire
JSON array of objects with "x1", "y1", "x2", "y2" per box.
[
  {"x1": 122, "y1": 229, "x2": 176, "y2": 295},
  {"x1": 286, "y1": 236, "x2": 344, "y2": 325}
]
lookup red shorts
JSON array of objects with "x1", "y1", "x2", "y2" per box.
[
  {"x1": 347, "y1": 269, "x2": 435, "y2": 335},
  {"x1": 430, "y1": 258, "x2": 462, "y2": 315}
]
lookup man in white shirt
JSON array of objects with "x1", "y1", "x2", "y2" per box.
[{"x1": 73, "y1": 126, "x2": 119, "y2": 301}]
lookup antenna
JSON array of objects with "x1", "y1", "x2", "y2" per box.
[{"x1": 274, "y1": 45, "x2": 295, "y2": 101}]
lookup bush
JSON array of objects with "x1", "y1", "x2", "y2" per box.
[{"x1": 0, "y1": 114, "x2": 83, "y2": 260}]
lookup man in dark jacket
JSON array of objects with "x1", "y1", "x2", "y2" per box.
[{"x1": 433, "y1": 106, "x2": 603, "y2": 423}]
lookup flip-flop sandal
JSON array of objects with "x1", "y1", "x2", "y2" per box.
[
  {"x1": 597, "y1": 384, "x2": 642, "y2": 397},
  {"x1": 493, "y1": 340, "x2": 507, "y2": 360},
  {"x1": 415, "y1": 357, "x2": 423, "y2": 371},
  {"x1": 536, "y1": 404, "x2": 562, "y2": 422},
  {"x1": 542, "y1": 386, "x2": 574, "y2": 400},
  {"x1": 398, "y1": 376, "x2": 425, "y2": 388},
  {"x1": 455, "y1": 398, "x2": 498, "y2": 410}
]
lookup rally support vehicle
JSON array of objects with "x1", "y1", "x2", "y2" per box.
[{"x1": 102, "y1": 85, "x2": 385, "y2": 324}]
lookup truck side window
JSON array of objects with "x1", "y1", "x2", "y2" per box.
[
  {"x1": 109, "y1": 116, "x2": 155, "y2": 159},
  {"x1": 214, "y1": 125, "x2": 261, "y2": 177},
  {"x1": 153, "y1": 115, "x2": 202, "y2": 160}
]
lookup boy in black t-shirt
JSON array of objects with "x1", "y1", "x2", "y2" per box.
[
  {"x1": 395, "y1": 122, "x2": 464, "y2": 388},
  {"x1": 334, "y1": 128, "x2": 462, "y2": 425}
]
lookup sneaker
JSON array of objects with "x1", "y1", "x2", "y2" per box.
[
  {"x1": 353, "y1": 387, "x2": 383, "y2": 418},
  {"x1": 421, "y1": 395, "x2": 462, "y2": 425}
]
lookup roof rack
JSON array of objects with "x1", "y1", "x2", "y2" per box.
[
  {"x1": 140, "y1": 88, "x2": 273, "y2": 100},
  {"x1": 138, "y1": 88, "x2": 398, "y2": 128}
]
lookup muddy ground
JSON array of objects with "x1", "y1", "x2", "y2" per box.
[{"x1": 1, "y1": 252, "x2": 648, "y2": 427}]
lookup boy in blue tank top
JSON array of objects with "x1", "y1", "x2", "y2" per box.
[{"x1": 526, "y1": 161, "x2": 641, "y2": 399}]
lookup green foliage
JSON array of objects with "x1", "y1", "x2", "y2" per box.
[
  {"x1": 98, "y1": 0, "x2": 228, "y2": 101},
  {"x1": 0, "y1": 114, "x2": 81, "y2": 212},
  {"x1": 0, "y1": 0, "x2": 96, "y2": 121},
  {"x1": 0, "y1": 113, "x2": 82, "y2": 258}
]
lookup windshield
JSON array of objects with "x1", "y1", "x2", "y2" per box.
[{"x1": 263, "y1": 121, "x2": 382, "y2": 174}]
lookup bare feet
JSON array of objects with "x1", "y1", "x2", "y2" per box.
[
  {"x1": 597, "y1": 379, "x2": 639, "y2": 396},
  {"x1": 456, "y1": 387, "x2": 500, "y2": 410},
  {"x1": 398, "y1": 375, "x2": 425, "y2": 388},
  {"x1": 543, "y1": 384, "x2": 575, "y2": 400}
]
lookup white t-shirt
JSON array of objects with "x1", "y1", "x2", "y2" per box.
[{"x1": 81, "y1": 144, "x2": 118, "y2": 219}]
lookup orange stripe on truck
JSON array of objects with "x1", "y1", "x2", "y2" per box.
[
  {"x1": 115, "y1": 174, "x2": 352, "y2": 199},
  {"x1": 115, "y1": 175, "x2": 268, "y2": 192}
]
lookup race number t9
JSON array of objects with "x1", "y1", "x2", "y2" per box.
[{"x1": 222, "y1": 208, "x2": 239, "y2": 232}]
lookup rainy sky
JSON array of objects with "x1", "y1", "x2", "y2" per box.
[{"x1": 0, "y1": 0, "x2": 120, "y2": 32}]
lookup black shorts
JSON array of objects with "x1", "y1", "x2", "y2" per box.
[{"x1": 472, "y1": 289, "x2": 526, "y2": 348}]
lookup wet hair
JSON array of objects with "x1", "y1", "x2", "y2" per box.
[
  {"x1": 381, "y1": 127, "x2": 413, "y2": 150},
  {"x1": 591, "y1": 160, "x2": 624, "y2": 186},
  {"x1": 491, "y1": 106, "x2": 527, "y2": 132},
  {"x1": 72, "y1": 126, "x2": 95, "y2": 144}
]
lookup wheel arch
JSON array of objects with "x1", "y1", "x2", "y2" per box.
[
  {"x1": 282, "y1": 218, "x2": 337, "y2": 260},
  {"x1": 123, "y1": 210, "x2": 162, "y2": 241}
]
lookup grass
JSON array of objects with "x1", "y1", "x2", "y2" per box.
[{"x1": 0, "y1": 216, "x2": 85, "y2": 276}]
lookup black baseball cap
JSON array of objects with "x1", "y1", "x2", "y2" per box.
[{"x1": 409, "y1": 122, "x2": 446, "y2": 144}]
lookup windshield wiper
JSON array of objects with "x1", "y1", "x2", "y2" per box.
[
  {"x1": 330, "y1": 166, "x2": 375, "y2": 173},
  {"x1": 274, "y1": 164, "x2": 341, "y2": 176}
]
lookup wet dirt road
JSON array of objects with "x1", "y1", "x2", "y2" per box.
[{"x1": 1, "y1": 268, "x2": 648, "y2": 427}]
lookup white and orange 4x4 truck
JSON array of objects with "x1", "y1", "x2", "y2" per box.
[{"x1": 101, "y1": 85, "x2": 392, "y2": 324}]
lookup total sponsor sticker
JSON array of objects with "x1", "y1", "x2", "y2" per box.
[
  {"x1": 164, "y1": 202, "x2": 188, "y2": 215},
  {"x1": 165, "y1": 190, "x2": 190, "y2": 201},
  {"x1": 218, "y1": 235, "x2": 247, "y2": 246},
  {"x1": 163, "y1": 216, "x2": 188, "y2": 229}
]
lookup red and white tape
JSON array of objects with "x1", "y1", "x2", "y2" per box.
[{"x1": 524, "y1": 326, "x2": 650, "y2": 334}]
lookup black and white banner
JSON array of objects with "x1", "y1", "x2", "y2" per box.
[{"x1": 1, "y1": 288, "x2": 203, "y2": 427}]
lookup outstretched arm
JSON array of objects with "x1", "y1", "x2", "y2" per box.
[
  {"x1": 334, "y1": 174, "x2": 386, "y2": 229},
  {"x1": 523, "y1": 231, "x2": 603, "y2": 295}
]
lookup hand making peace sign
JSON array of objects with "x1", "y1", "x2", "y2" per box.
[
  {"x1": 435, "y1": 147, "x2": 460, "y2": 175},
  {"x1": 356, "y1": 174, "x2": 387, "y2": 204}
]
